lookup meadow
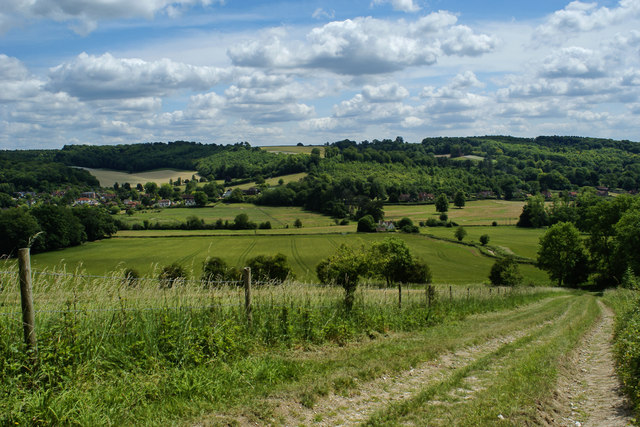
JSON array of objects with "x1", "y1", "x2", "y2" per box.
[
  {"x1": 384, "y1": 199, "x2": 525, "y2": 226},
  {"x1": 119, "y1": 203, "x2": 339, "y2": 229},
  {"x1": 260, "y1": 145, "x2": 323, "y2": 155},
  {"x1": 79, "y1": 167, "x2": 200, "y2": 187},
  {"x1": 30, "y1": 231, "x2": 549, "y2": 285}
]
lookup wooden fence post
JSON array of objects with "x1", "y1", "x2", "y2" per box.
[
  {"x1": 467, "y1": 288, "x2": 470, "y2": 300},
  {"x1": 243, "y1": 267, "x2": 252, "y2": 326},
  {"x1": 449, "y1": 285, "x2": 452, "y2": 301},
  {"x1": 18, "y1": 248, "x2": 37, "y2": 356}
]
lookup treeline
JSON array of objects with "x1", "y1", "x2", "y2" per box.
[
  {"x1": 517, "y1": 193, "x2": 640, "y2": 288},
  {"x1": 0, "y1": 205, "x2": 117, "y2": 255},
  {"x1": 126, "y1": 213, "x2": 275, "y2": 231}
]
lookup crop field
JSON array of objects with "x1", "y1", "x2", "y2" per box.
[
  {"x1": 260, "y1": 145, "x2": 323, "y2": 155},
  {"x1": 225, "y1": 172, "x2": 308, "y2": 190},
  {"x1": 31, "y1": 233, "x2": 549, "y2": 284},
  {"x1": 80, "y1": 167, "x2": 199, "y2": 187},
  {"x1": 385, "y1": 199, "x2": 525, "y2": 226},
  {"x1": 119, "y1": 203, "x2": 338, "y2": 229},
  {"x1": 424, "y1": 225, "x2": 545, "y2": 260}
]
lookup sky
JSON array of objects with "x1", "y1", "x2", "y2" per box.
[{"x1": 0, "y1": 0, "x2": 639, "y2": 149}]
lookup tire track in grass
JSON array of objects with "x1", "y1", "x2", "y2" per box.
[
  {"x1": 290, "y1": 238, "x2": 311, "y2": 278},
  {"x1": 252, "y1": 294, "x2": 576, "y2": 426},
  {"x1": 366, "y1": 294, "x2": 598, "y2": 426},
  {"x1": 237, "y1": 240, "x2": 257, "y2": 267}
]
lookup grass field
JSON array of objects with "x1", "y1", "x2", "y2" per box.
[
  {"x1": 120, "y1": 203, "x2": 338, "y2": 229},
  {"x1": 424, "y1": 225, "x2": 545, "y2": 260},
  {"x1": 31, "y1": 232, "x2": 549, "y2": 284},
  {"x1": 260, "y1": 145, "x2": 323, "y2": 155},
  {"x1": 385, "y1": 199, "x2": 525, "y2": 226},
  {"x1": 80, "y1": 167, "x2": 199, "y2": 187},
  {"x1": 225, "y1": 172, "x2": 308, "y2": 190}
]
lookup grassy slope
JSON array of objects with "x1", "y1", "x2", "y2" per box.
[
  {"x1": 385, "y1": 199, "x2": 525, "y2": 226},
  {"x1": 79, "y1": 167, "x2": 200, "y2": 187},
  {"x1": 31, "y1": 232, "x2": 549, "y2": 284}
]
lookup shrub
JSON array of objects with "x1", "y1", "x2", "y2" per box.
[
  {"x1": 480, "y1": 234, "x2": 490, "y2": 245},
  {"x1": 201, "y1": 257, "x2": 240, "y2": 285},
  {"x1": 492, "y1": 221, "x2": 498, "y2": 226},
  {"x1": 159, "y1": 263, "x2": 187, "y2": 288},
  {"x1": 454, "y1": 226, "x2": 467, "y2": 241},
  {"x1": 258, "y1": 221, "x2": 272, "y2": 229},
  {"x1": 247, "y1": 253, "x2": 294, "y2": 283},
  {"x1": 357, "y1": 215, "x2": 376, "y2": 232},
  {"x1": 439, "y1": 213, "x2": 448, "y2": 222},
  {"x1": 123, "y1": 268, "x2": 140, "y2": 287},
  {"x1": 489, "y1": 257, "x2": 522, "y2": 287}
]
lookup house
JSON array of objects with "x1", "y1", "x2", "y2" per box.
[
  {"x1": 123, "y1": 199, "x2": 140, "y2": 208},
  {"x1": 222, "y1": 189, "x2": 233, "y2": 198},
  {"x1": 242, "y1": 187, "x2": 261, "y2": 196},
  {"x1": 417, "y1": 192, "x2": 434, "y2": 202},
  {"x1": 81, "y1": 191, "x2": 97, "y2": 199},
  {"x1": 398, "y1": 193, "x2": 411, "y2": 202},
  {"x1": 477, "y1": 190, "x2": 495, "y2": 199},
  {"x1": 596, "y1": 186, "x2": 609, "y2": 197},
  {"x1": 376, "y1": 220, "x2": 396, "y2": 232},
  {"x1": 157, "y1": 199, "x2": 172, "y2": 208},
  {"x1": 181, "y1": 194, "x2": 196, "y2": 206},
  {"x1": 568, "y1": 191, "x2": 578, "y2": 198},
  {"x1": 541, "y1": 191, "x2": 553, "y2": 200},
  {"x1": 74, "y1": 197, "x2": 99, "y2": 206}
]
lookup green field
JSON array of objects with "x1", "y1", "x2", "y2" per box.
[
  {"x1": 120, "y1": 203, "x2": 340, "y2": 229},
  {"x1": 260, "y1": 145, "x2": 323, "y2": 155},
  {"x1": 81, "y1": 167, "x2": 199, "y2": 187},
  {"x1": 225, "y1": 172, "x2": 308, "y2": 190},
  {"x1": 385, "y1": 199, "x2": 524, "y2": 226},
  {"x1": 31, "y1": 232, "x2": 548, "y2": 285},
  {"x1": 424, "y1": 225, "x2": 545, "y2": 260}
]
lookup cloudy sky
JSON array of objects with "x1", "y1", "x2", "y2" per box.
[{"x1": 1, "y1": 0, "x2": 639, "y2": 149}]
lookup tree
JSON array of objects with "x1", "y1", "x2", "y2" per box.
[
  {"x1": 366, "y1": 237, "x2": 432, "y2": 286},
  {"x1": 233, "y1": 213, "x2": 256, "y2": 229},
  {"x1": 144, "y1": 182, "x2": 158, "y2": 195},
  {"x1": 435, "y1": 193, "x2": 449, "y2": 213},
  {"x1": 357, "y1": 215, "x2": 376, "y2": 232},
  {"x1": 201, "y1": 257, "x2": 239, "y2": 285},
  {"x1": 0, "y1": 208, "x2": 41, "y2": 256},
  {"x1": 489, "y1": 256, "x2": 522, "y2": 286},
  {"x1": 613, "y1": 206, "x2": 640, "y2": 279},
  {"x1": 247, "y1": 253, "x2": 294, "y2": 283},
  {"x1": 193, "y1": 191, "x2": 208, "y2": 207},
  {"x1": 159, "y1": 183, "x2": 173, "y2": 199},
  {"x1": 159, "y1": 263, "x2": 187, "y2": 288},
  {"x1": 294, "y1": 218, "x2": 302, "y2": 228},
  {"x1": 397, "y1": 217, "x2": 419, "y2": 233},
  {"x1": 454, "y1": 226, "x2": 467, "y2": 241},
  {"x1": 72, "y1": 206, "x2": 117, "y2": 241},
  {"x1": 480, "y1": 234, "x2": 490, "y2": 246},
  {"x1": 454, "y1": 191, "x2": 466, "y2": 209},
  {"x1": 31, "y1": 204, "x2": 85, "y2": 251},
  {"x1": 537, "y1": 222, "x2": 589, "y2": 287},
  {"x1": 517, "y1": 195, "x2": 548, "y2": 228},
  {"x1": 316, "y1": 244, "x2": 366, "y2": 310}
]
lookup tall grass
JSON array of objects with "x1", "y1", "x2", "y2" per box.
[{"x1": 0, "y1": 262, "x2": 556, "y2": 425}]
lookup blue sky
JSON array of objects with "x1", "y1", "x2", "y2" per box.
[{"x1": 1, "y1": 0, "x2": 639, "y2": 149}]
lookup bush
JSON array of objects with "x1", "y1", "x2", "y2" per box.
[
  {"x1": 439, "y1": 213, "x2": 448, "y2": 222},
  {"x1": 357, "y1": 215, "x2": 376, "y2": 232},
  {"x1": 159, "y1": 263, "x2": 187, "y2": 288},
  {"x1": 492, "y1": 221, "x2": 498, "y2": 226},
  {"x1": 201, "y1": 257, "x2": 240, "y2": 285},
  {"x1": 454, "y1": 226, "x2": 467, "y2": 241},
  {"x1": 258, "y1": 221, "x2": 272, "y2": 229},
  {"x1": 480, "y1": 234, "x2": 490, "y2": 245},
  {"x1": 123, "y1": 268, "x2": 140, "y2": 287},
  {"x1": 489, "y1": 257, "x2": 522, "y2": 287},
  {"x1": 247, "y1": 253, "x2": 294, "y2": 283}
]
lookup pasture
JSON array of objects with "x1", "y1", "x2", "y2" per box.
[
  {"x1": 225, "y1": 172, "x2": 308, "y2": 190},
  {"x1": 260, "y1": 145, "x2": 323, "y2": 155},
  {"x1": 385, "y1": 199, "x2": 525, "y2": 226},
  {"x1": 80, "y1": 167, "x2": 199, "y2": 187},
  {"x1": 119, "y1": 203, "x2": 339, "y2": 229},
  {"x1": 31, "y1": 233, "x2": 549, "y2": 285},
  {"x1": 424, "y1": 225, "x2": 545, "y2": 260}
]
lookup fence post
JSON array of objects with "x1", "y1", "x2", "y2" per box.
[
  {"x1": 243, "y1": 267, "x2": 252, "y2": 326},
  {"x1": 398, "y1": 282, "x2": 402, "y2": 309},
  {"x1": 449, "y1": 285, "x2": 452, "y2": 301},
  {"x1": 467, "y1": 288, "x2": 470, "y2": 300},
  {"x1": 427, "y1": 285, "x2": 434, "y2": 308},
  {"x1": 18, "y1": 248, "x2": 37, "y2": 356}
]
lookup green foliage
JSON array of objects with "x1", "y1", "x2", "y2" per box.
[
  {"x1": 316, "y1": 244, "x2": 366, "y2": 309},
  {"x1": 233, "y1": 213, "x2": 257, "y2": 230},
  {"x1": 454, "y1": 226, "x2": 467, "y2": 241},
  {"x1": 517, "y1": 195, "x2": 548, "y2": 228},
  {"x1": 366, "y1": 237, "x2": 432, "y2": 286},
  {"x1": 201, "y1": 257, "x2": 240, "y2": 284},
  {"x1": 294, "y1": 218, "x2": 302, "y2": 228},
  {"x1": 72, "y1": 206, "x2": 117, "y2": 241},
  {"x1": 357, "y1": 215, "x2": 377, "y2": 232},
  {"x1": 397, "y1": 217, "x2": 418, "y2": 233},
  {"x1": 247, "y1": 253, "x2": 294, "y2": 283},
  {"x1": 193, "y1": 191, "x2": 208, "y2": 207},
  {"x1": 489, "y1": 256, "x2": 522, "y2": 286},
  {"x1": 537, "y1": 222, "x2": 589, "y2": 287},
  {"x1": 435, "y1": 193, "x2": 449, "y2": 213},
  {"x1": 159, "y1": 263, "x2": 187, "y2": 288},
  {"x1": 0, "y1": 208, "x2": 41, "y2": 255},
  {"x1": 123, "y1": 268, "x2": 140, "y2": 287},
  {"x1": 454, "y1": 190, "x2": 466, "y2": 208},
  {"x1": 480, "y1": 234, "x2": 490, "y2": 245},
  {"x1": 31, "y1": 204, "x2": 86, "y2": 251}
]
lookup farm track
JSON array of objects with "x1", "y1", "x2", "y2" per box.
[
  {"x1": 237, "y1": 240, "x2": 257, "y2": 266},
  {"x1": 289, "y1": 239, "x2": 309, "y2": 278},
  {"x1": 204, "y1": 294, "x2": 609, "y2": 426}
]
